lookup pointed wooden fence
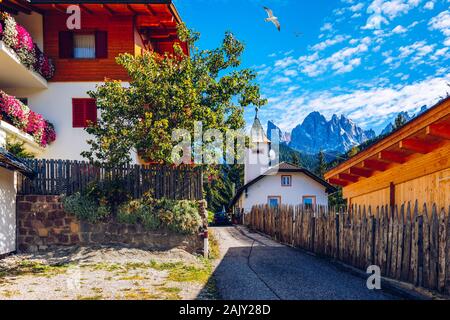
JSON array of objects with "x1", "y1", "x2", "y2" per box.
[
  {"x1": 245, "y1": 203, "x2": 450, "y2": 295},
  {"x1": 17, "y1": 159, "x2": 203, "y2": 200}
]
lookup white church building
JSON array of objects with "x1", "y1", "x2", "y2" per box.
[{"x1": 229, "y1": 113, "x2": 335, "y2": 213}]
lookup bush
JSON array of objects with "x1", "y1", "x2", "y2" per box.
[
  {"x1": 117, "y1": 197, "x2": 201, "y2": 235},
  {"x1": 156, "y1": 199, "x2": 201, "y2": 235},
  {"x1": 117, "y1": 199, "x2": 161, "y2": 230},
  {"x1": 62, "y1": 193, "x2": 109, "y2": 223},
  {"x1": 85, "y1": 179, "x2": 131, "y2": 214}
]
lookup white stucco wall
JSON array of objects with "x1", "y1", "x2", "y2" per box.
[
  {"x1": 239, "y1": 172, "x2": 329, "y2": 212},
  {"x1": 5, "y1": 82, "x2": 138, "y2": 162},
  {"x1": 0, "y1": 168, "x2": 17, "y2": 255},
  {"x1": 244, "y1": 142, "x2": 271, "y2": 184}
]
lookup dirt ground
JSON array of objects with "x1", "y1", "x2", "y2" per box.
[{"x1": 0, "y1": 245, "x2": 218, "y2": 300}]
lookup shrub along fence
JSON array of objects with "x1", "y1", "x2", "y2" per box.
[
  {"x1": 18, "y1": 159, "x2": 203, "y2": 200},
  {"x1": 245, "y1": 202, "x2": 450, "y2": 295}
]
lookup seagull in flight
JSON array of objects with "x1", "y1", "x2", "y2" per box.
[{"x1": 263, "y1": 6, "x2": 280, "y2": 31}]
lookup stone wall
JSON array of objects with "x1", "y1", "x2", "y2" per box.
[{"x1": 16, "y1": 195, "x2": 204, "y2": 253}]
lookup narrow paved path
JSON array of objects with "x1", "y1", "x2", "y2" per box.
[{"x1": 211, "y1": 226, "x2": 401, "y2": 300}]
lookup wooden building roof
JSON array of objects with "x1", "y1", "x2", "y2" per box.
[
  {"x1": 324, "y1": 96, "x2": 450, "y2": 187},
  {"x1": 0, "y1": 1, "x2": 182, "y2": 39}
]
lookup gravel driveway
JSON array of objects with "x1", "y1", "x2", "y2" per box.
[
  {"x1": 0, "y1": 246, "x2": 217, "y2": 300},
  {"x1": 212, "y1": 226, "x2": 402, "y2": 300}
]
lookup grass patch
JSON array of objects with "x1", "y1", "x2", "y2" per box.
[
  {"x1": 91, "y1": 287, "x2": 103, "y2": 294},
  {"x1": 208, "y1": 211, "x2": 215, "y2": 224},
  {"x1": 0, "y1": 260, "x2": 71, "y2": 279},
  {"x1": 121, "y1": 288, "x2": 159, "y2": 300},
  {"x1": 88, "y1": 263, "x2": 122, "y2": 272},
  {"x1": 159, "y1": 287, "x2": 182, "y2": 300},
  {"x1": 167, "y1": 264, "x2": 211, "y2": 284},
  {"x1": 1, "y1": 289, "x2": 20, "y2": 298},
  {"x1": 208, "y1": 229, "x2": 220, "y2": 260},
  {"x1": 77, "y1": 295, "x2": 103, "y2": 300},
  {"x1": 119, "y1": 275, "x2": 147, "y2": 281}
]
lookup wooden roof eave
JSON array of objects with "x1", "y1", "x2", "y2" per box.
[
  {"x1": 0, "y1": 0, "x2": 45, "y2": 15},
  {"x1": 324, "y1": 97, "x2": 450, "y2": 185}
]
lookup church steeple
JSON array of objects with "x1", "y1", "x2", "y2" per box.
[
  {"x1": 250, "y1": 107, "x2": 270, "y2": 143},
  {"x1": 245, "y1": 108, "x2": 271, "y2": 184}
]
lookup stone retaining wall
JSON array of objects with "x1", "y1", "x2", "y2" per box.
[{"x1": 16, "y1": 195, "x2": 204, "y2": 253}]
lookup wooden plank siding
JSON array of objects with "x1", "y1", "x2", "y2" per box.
[
  {"x1": 345, "y1": 142, "x2": 450, "y2": 211},
  {"x1": 43, "y1": 13, "x2": 135, "y2": 82},
  {"x1": 246, "y1": 203, "x2": 450, "y2": 294}
]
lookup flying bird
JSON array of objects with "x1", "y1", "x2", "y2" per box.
[{"x1": 263, "y1": 6, "x2": 281, "y2": 31}]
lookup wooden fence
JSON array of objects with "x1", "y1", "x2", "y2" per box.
[
  {"x1": 246, "y1": 202, "x2": 450, "y2": 295},
  {"x1": 18, "y1": 159, "x2": 203, "y2": 200}
]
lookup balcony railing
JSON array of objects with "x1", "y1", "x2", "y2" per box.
[
  {"x1": 0, "y1": 11, "x2": 55, "y2": 86},
  {"x1": 0, "y1": 90, "x2": 56, "y2": 148}
]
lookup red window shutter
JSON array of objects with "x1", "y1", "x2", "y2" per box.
[
  {"x1": 95, "y1": 31, "x2": 108, "y2": 59},
  {"x1": 72, "y1": 99, "x2": 86, "y2": 128},
  {"x1": 85, "y1": 99, "x2": 98, "y2": 125},
  {"x1": 72, "y1": 98, "x2": 97, "y2": 128},
  {"x1": 59, "y1": 31, "x2": 74, "y2": 58}
]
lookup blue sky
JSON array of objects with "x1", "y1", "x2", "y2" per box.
[{"x1": 174, "y1": 0, "x2": 450, "y2": 134}]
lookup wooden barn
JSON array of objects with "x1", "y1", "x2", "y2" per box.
[{"x1": 325, "y1": 97, "x2": 450, "y2": 211}]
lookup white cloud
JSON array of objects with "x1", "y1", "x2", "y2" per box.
[
  {"x1": 300, "y1": 43, "x2": 369, "y2": 77},
  {"x1": 311, "y1": 35, "x2": 350, "y2": 51},
  {"x1": 320, "y1": 23, "x2": 333, "y2": 32},
  {"x1": 362, "y1": 0, "x2": 423, "y2": 30},
  {"x1": 272, "y1": 76, "x2": 292, "y2": 84},
  {"x1": 362, "y1": 14, "x2": 389, "y2": 29},
  {"x1": 399, "y1": 41, "x2": 436, "y2": 61},
  {"x1": 350, "y1": 3, "x2": 365, "y2": 12},
  {"x1": 392, "y1": 25, "x2": 407, "y2": 33},
  {"x1": 424, "y1": 1, "x2": 434, "y2": 10},
  {"x1": 429, "y1": 10, "x2": 450, "y2": 46},
  {"x1": 265, "y1": 75, "x2": 450, "y2": 132}
]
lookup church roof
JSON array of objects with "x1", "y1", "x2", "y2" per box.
[{"x1": 228, "y1": 162, "x2": 336, "y2": 209}]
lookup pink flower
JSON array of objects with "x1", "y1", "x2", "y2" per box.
[
  {"x1": 15, "y1": 24, "x2": 34, "y2": 51},
  {"x1": 40, "y1": 121, "x2": 56, "y2": 147},
  {"x1": 33, "y1": 43, "x2": 55, "y2": 80},
  {"x1": 0, "y1": 90, "x2": 56, "y2": 147}
]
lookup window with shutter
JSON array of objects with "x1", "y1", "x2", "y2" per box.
[
  {"x1": 95, "y1": 31, "x2": 108, "y2": 58},
  {"x1": 72, "y1": 98, "x2": 97, "y2": 128},
  {"x1": 61, "y1": 31, "x2": 108, "y2": 59},
  {"x1": 59, "y1": 31, "x2": 74, "y2": 58},
  {"x1": 73, "y1": 34, "x2": 96, "y2": 59}
]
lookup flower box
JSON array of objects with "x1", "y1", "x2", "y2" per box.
[
  {"x1": 0, "y1": 11, "x2": 55, "y2": 80},
  {"x1": 0, "y1": 90, "x2": 56, "y2": 147}
]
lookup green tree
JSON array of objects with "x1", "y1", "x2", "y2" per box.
[
  {"x1": 315, "y1": 150, "x2": 327, "y2": 178},
  {"x1": 82, "y1": 24, "x2": 266, "y2": 166},
  {"x1": 204, "y1": 164, "x2": 243, "y2": 212},
  {"x1": 347, "y1": 146, "x2": 359, "y2": 157},
  {"x1": 328, "y1": 187, "x2": 346, "y2": 209},
  {"x1": 291, "y1": 152, "x2": 301, "y2": 167},
  {"x1": 393, "y1": 113, "x2": 407, "y2": 129},
  {"x1": 5, "y1": 139, "x2": 34, "y2": 159}
]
